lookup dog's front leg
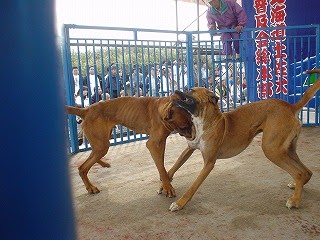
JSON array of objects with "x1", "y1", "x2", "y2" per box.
[
  {"x1": 169, "y1": 152, "x2": 217, "y2": 211},
  {"x1": 168, "y1": 146, "x2": 195, "y2": 180},
  {"x1": 146, "y1": 137, "x2": 176, "y2": 197}
]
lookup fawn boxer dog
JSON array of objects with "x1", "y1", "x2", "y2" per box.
[
  {"x1": 168, "y1": 69, "x2": 320, "y2": 211},
  {"x1": 66, "y1": 95, "x2": 194, "y2": 197}
]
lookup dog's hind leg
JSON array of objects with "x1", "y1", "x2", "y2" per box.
[
  {"x1": 286, "y1": 148, "x2": 309, "y2": 191},
  {"x1": 79, "y1": 152, "x2": 103, "y2": 194},
  {"x1": 262, "y1": 129, "x2": 312, "y2": 209},
  {"x1": 168, "y1": 146, "x2": 195, "y2": 180},
  {"x1": 78, "y1": 142, "x2": 111, "y2": 194},
  {"x1": 79, "y1": 123, "x2": 113, "y2": 194},
  {"x1": 97, "y1": 158, "x2": 111, "y2": 168}
]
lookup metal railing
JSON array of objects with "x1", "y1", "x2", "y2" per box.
[{"x1": 62, "y1": 24, "x2": 320, "y2": 154}]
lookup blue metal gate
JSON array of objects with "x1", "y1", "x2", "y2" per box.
[{"x1": 62, "y1": 24, "x2": 320, "y2": 154}]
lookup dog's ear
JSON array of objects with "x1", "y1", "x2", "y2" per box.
[
  {"x1": 159, "y1": 101, "x2": 173, "y2": 120},
  {"x1": 169, "y1": 92, "x2": 180, "y2": 101},
  {"x1": 209, "y1": 93, "x2": 219, "y2": 105}
]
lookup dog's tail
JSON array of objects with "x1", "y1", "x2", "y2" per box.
[
  {"x1": 65, "y1": 106, "x2": 88, "y2": 119},
  {"x1": 292, "y1": 68, "x2": 320, "y2": 112}
]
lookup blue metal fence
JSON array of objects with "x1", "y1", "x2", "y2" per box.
[{"x1": 62, "y1": 24, "x2": 320, "y2": 154}]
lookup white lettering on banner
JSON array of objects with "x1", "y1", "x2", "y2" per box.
[{"x1": 253, "y1": 0, "x2": 288, "y2": 99}]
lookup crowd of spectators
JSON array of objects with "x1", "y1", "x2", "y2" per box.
[
  {"x1": 72, "y1": 60, "x2": 247, "y2": 108},
  {"x1": 72, "y1": 60, "x2": 190, "y2": 105},
  {"x1": 74, "y1": 62, "x2": 246, "y2": 103}
]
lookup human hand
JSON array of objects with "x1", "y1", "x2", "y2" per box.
[{"x1": 235, "y1": 25, "x2": 243, "y2": 33}]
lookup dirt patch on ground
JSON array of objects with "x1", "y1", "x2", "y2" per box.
[{"x1": 69, "y1": 127, "x2": 320, "y2": 240}]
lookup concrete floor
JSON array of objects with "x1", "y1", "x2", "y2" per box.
[{"x1": 69, "y1": 127, "x2": 320, "y2": 240}]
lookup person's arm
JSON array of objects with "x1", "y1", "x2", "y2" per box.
[
  {"x1": 233, "y1": 3, "x2": 248, "y2": 32},
  {"x1": 206, "y1": 10, "x2": 217, "y2": 30}
]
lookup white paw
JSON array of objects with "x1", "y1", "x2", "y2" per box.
[
  {"x1": 286, "y1": 198, "x2": 299, "y2": 209},
  {"x1": 286, "y1": 199, "x2": 294, "y2": 209},
  {"x1": 169, "y1": 202, "x2": 181, "y2": 212},
  {"x1": 157, "y1": 189, "x2": 163, "y2": 195},
  {"x1": 287, "y1": 182, "x2": 295, "y2": 189}
]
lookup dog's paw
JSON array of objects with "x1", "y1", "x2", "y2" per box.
[
  {"x1": 157, "y1": 182, "x2": 164, "y2": 195},
  {"x1": 157, "y1": 188, "x2": 176, "y2": 197},
  {"x1": 158, "y1": 183, "x2": 176, "y2": 197},
  {"x1": 97, "y1": 158, "x2": 111, "y2": 168},
  {"x1": 169, "y1": 202, "x2": 181, "y2": 212},
  {"x1": 87, "y1": 186, "x2": 100, "y2": 194},
  {"x1": 286, "y1": 198, "x2": 299, "y2": 209},
  {"x1": 166, "y1": 191, "x2": 176, "y2": 198},
  {"x1": 287, "y1": 182, "x2": 295, "y2": 189},
  {"x1": 100, "y1": 161, "x2": 111, "y2": 168}
]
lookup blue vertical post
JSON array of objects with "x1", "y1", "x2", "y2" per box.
[
  {"x1": 0, "y1": 1, "x2": 76, "y2": 240},
  {"x1": 316, "y1": 25, "x2": 320, "y2": 125},
  {"x1": 186, "y1": 32, "x2": 195, "y2": 88},
  {"x1": 63, "y1": 25, "x2": 78, "y2": 153}
]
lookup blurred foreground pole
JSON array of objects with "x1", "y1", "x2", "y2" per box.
[{"x1": 0, "y1": 1, "x2": 76, "y2": 239}]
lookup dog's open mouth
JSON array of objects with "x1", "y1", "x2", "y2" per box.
[
  {"x1": 176, "y1": 124, "x2": 196, "y2": 141},
  {"x1": 173, "y1": 90, "x2": 197, "y2": 115}
]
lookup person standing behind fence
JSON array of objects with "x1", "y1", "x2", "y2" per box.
[
  {"x1": 201, "y1": 63, "x2": 208, "y2": 87},
  {"x1": 145, "y1": 67, "x2": 159, "y2": 97},
  {"x1": 132, "y1": 66, "x2": 144, "y2": 83},
  {"x1": 167, "y1": 66, "x2": 177, "y2": 92},
  {"x1": 131, "y1": 66, "x2": 144, "y2": 95},
  {"x1": 159, "y1": 66, "x2": 169, "y2": 96},
  {"x1": 72, "y1": 66, "x2": 81, "y2": 96},
  {"x1": 83, "y1": 66, "x2": 102, "y2": 101},
  {"x1": 105, "y1": 65, "x2": 123, "y2": 98},
  {"x1": 91, "y1": 86, "x2": 110, "y2": 104},
  {"x1": 74, "y1": 86, "x2": 89, "y2": 146},
  {"x1": 179, "y1": 60, "x2": 188, "y2": 90},
  {"x1": 75, "y1": 86, "x2": 89, "y2": 108},
  {"x1": 205, "y1": 0, "x2": 247, "y2": 60}
]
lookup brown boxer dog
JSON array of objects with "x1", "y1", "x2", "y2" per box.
[
  {"x1": 66, "y1": 95, "x2": 194, "y2": 197},
  {"x1": 168, "y1": 69, "x2": 320, "y2": 211}
]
